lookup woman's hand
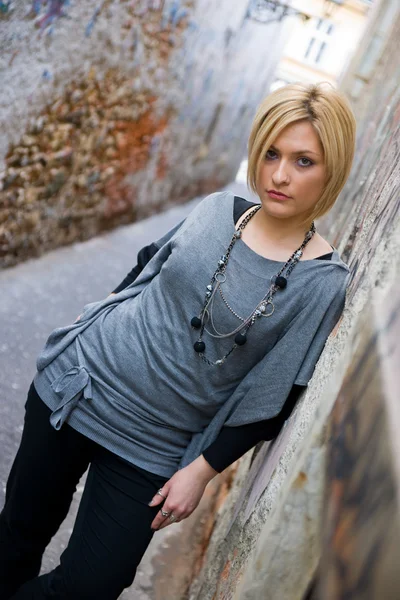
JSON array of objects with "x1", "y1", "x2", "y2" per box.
[{"x1": 149, "y1": 455, "x2": 218, "y2": 531}]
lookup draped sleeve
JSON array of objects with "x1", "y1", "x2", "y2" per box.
[
  {"x1": 293, "y1": 269, "x2": 350, "y2": 386},
  {"x1": 178, "y1": 265, "x2": 350, "y2": 469},
  {"x1": 36, "y1": 192, "x2": 227, "y2": 373}
]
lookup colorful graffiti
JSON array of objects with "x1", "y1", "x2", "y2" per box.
[
  {"x1": 31, "y1": 0, "x2": 71, "y2": 32},
  {"x1": 0, "y1": 1, "x2": 13, "y2": 16},
  {"x1": 1, "y1": 0, "x2": 279, "y2": 273},
  {"x1": 0, "y1": 67, "x2": 171, "y2": 268}
]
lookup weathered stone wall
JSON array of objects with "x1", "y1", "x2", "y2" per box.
[
  {"x1": 0, "y1": 0, "x2": 288, "y2": 269},
  {"x1": 181, "y1": 5, "x2": 400, "y2": 600},
  {"x1": 316, "y1": 286, "x2": 400, "y2": 600}
]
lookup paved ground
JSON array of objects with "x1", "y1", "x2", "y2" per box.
[{"x1": 0, "y1": 180, "x2": 254, "y2": 597}]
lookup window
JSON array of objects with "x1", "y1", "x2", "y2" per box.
[{"x1": 304, "y1": 17, "x2": 334, "y2": 66}]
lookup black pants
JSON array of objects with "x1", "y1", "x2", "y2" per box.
[{"x1": 0, "y1": 381, "x2": 170, "y2": 599}]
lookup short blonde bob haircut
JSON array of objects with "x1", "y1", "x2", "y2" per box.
[{"x1": 247, "y1": 81, "x2": 357, "y2": 227}]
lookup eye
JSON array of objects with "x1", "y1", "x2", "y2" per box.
[
  {"x1": 298, "y1": 157, "x2": 313, "y2": 167},
  {"x1": 265, "y1": 150, "x2": 277, "y2": 160}
]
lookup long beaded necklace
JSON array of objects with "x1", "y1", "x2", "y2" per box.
[{"x1": 190, "y1": 205, "x2": 316, "y2": 366}]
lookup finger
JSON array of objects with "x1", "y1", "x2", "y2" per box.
[
  {"x1": 157, "y1": 513, "x2": 182, "y2": 530},
  {"x1": 151, "y1": 508, "x2": 171, "y2": 531},
  {"x1": 148, "y1": 487, "x2": 168, "y2": 508}
]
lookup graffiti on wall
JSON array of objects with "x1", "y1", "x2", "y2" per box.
[
  {"x1": 0, "y1": 0, "x2": 189, "y2": 268},
  {"x1": 30, "y1": 0, "x2": 71, "y2": 32},
  {"x1": 0, "y1": 63, "x2": 176, "y2": 267},
  {"x1": 1, "y1": 0, "x2": 281, "y2": 271}
]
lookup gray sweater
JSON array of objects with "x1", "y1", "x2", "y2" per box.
[{"x1": 34, "y1": 190, "x2": 350, "y2": 477}]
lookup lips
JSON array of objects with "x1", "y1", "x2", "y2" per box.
[{"x1": 267, "y1": 189, "x2": 291, "y2": 199}]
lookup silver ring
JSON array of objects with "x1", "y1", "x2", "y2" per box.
[
  {"x1": 161, "y1": 509, "x2": 170, "y2": 517},
  {"x1": 157, "y1": 488, "x2": 167, "y2": 499},
  {"x1": 168, "y1": 514, "x2": 176, "y2": 522}
]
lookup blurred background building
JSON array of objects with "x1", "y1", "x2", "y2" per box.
[
  {"x1": 237, "y1": 0, "x2": 372, "y2": 183},
  {"x1": 273, "y1": 0, "x2": 372, "y2": 88}
]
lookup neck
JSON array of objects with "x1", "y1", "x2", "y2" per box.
[{"x1": 255, "y1": 206, "x2": 313, "y2": 245}]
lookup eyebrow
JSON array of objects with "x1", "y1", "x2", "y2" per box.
[{"x1": 270, "y1": 144, "x2": 320, "y2": 156}]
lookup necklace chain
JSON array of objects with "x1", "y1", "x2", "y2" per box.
[
  {"x1": 192, "y1": 205, "x2": 316, "y2": 366},
  {"x1": 217, "y1": 285, "x2": 274, "y2": 323},
  {"x1": 218, "y1": 286, "x2": 245, "y2": 322}
]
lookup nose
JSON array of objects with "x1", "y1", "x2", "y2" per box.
[{"x1": 271, "y1": 160, "x2": 290, "y2": 185}]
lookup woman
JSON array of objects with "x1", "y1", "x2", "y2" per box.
[{"x1": 0, "y1": 81, "x2": 356, "y2": 599}]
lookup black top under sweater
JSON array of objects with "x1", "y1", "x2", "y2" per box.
[{"x1": 112, "y1": 196, "x2": 333, "y2": 473}]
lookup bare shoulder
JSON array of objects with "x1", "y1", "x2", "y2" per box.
[
  {"x1": 313, "y1": 233, "x2": 333, "y2": 252},
  {"x1": 303, "y1": 232, "x2": 333, "y2": 259}
]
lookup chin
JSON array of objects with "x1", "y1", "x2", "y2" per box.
[{"x1": 260, "y1": 201, "x2": 292, "y2": 217}]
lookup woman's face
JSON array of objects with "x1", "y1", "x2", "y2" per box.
[{"x1": 256, "y1": 119, "x2": 327, "y2": 224}]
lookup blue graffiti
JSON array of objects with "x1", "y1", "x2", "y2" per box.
[
  {"x1": 161, "y1": 0, "x2": 188, "y2": 29},
  {"x1": 0, "y1": 1, "x2": 12, "y2": 15},
  {"x1": 187, "y1": 19, "x2": 198, "y2": 33},
  {"x1": 168, "y1": 1, "x2": 180, "y2": 23},
  {"x1": 34, "y1": 0, "x2": 70, "y2": 31},
  {"x1": 85, "y1": 4, "x2": 101, "y2": 37},
  {"x1": 131, "y1": 26, "x2": 139, "y2": 54},
  {"x1": 42, "y1": 68, "x2": 52, "y2": 80},
  {"x1": 31, "y1": 0, "x2": 42, "y2": 14},
  {"x1": 202, "y1": 68, "x2": 213, "y2": 94},
  {"x1": 149, "y1": 133, "x2": 161, "y2": 157},
  {"x1": 172, "y1": 7, "x2": 187, "y2": 26}
]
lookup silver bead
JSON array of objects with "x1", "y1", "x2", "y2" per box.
[
  {"x1": 234, "y1": 230, "x2": 242, "y2": 238},
  {"x1": 218, "y1": 260, "x2": 225, "y2": 268},
  {"x1": 255, "y1": 309, "x2": 262, "y2": 317},
  {"x1": 215, "y1": 359, "x2": 224, "y2": 366},
  {"x1": 206, "y1": 285, "x2": 213, "y2": 291},
  {"x1": 206, "y1": 291, "x2": 211, "y2": 298},
  {"x1": 295, "y1": 250, "x2": 303, "y2": 258},
  {"x1": 260, "y1": 304, "x2": 266, "y2": 313}
]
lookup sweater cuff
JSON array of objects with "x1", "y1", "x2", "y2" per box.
[{"x1": 201, "y1": 450, "x2": 223, "y2": 474}]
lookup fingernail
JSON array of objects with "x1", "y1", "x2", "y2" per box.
[{"x1": 148, "y1": 500, "x2": 154, "y2": 506}]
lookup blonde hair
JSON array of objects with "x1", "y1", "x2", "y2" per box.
[{"x1": 247, "y1": 82, "x2": 357, "y2": 227}]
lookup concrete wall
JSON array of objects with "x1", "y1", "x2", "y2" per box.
[
  {"x1": 0, "y1": 0, "x2": 288, "y2": 269},
  {"x1": 182, "y1": 5, "x2": 400, "y2": 599}
]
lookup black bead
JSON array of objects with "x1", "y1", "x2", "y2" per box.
[
  {"x1": 275, "y1": 276, "x2": 287, "y2": 289},
  {"x1": 235, "y1": 331, "x2": 247, "y2": 346},
  {"x1": 191, "y1": 316, "x2": 202, "y2": 329},
  {"x1": 194, "y1": 341, "x2": 205, "y2": 353}
]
